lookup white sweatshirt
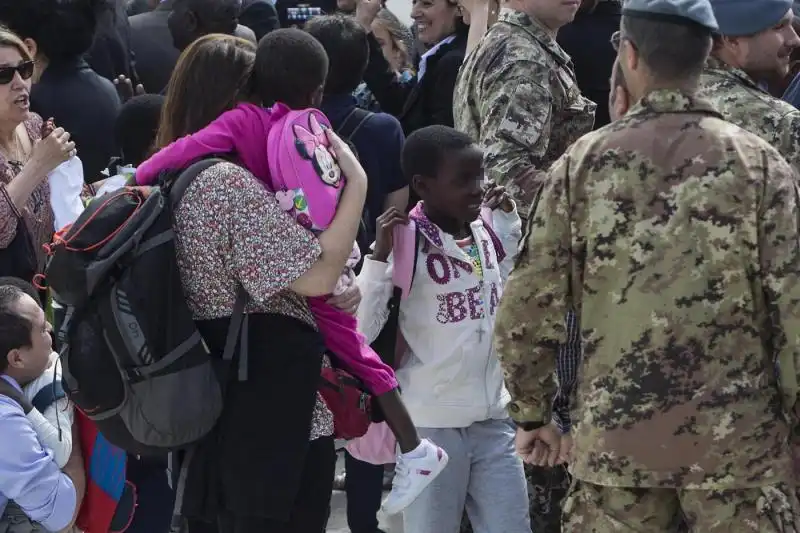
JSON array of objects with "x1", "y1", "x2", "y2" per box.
[
  {"x1": 357, "y1": 207, "x2": 522, "y2": 428},
  {"x1": 23, "y1": 352, "x2": 74, "y2": 468}
]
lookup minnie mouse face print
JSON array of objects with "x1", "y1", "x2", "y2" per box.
[{"x1": 293, "y1": 114, "x2": 342, "y2": 187}]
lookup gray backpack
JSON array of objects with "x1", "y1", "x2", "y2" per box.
[{"x1": 45, "y1": 158, "x2": 248, "y2": 456}]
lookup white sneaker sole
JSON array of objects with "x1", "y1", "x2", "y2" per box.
[{"x1": 380, "y1": 451, "x2": 450, "y2": 516}]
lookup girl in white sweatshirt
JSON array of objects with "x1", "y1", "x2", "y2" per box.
[{"x1": 357, "y1": 126, "x2": 531, "y2": 533}]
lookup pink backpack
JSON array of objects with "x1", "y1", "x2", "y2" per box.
[
  {"x1": 393, "y1": 206, "x2": 500, "y2": 298},
  {"x1": 266, "y1": 104, "x2": 344, "y2": 231}
]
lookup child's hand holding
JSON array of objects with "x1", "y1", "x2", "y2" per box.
[
  {"x1": 373, "y1": 207, "x2": 409, "y2": 263},
  {"x1": 326, "y1": 129, "x2": 367, "y2": 193},
  {"x1": 482, "y1": 181, "x2": 514, "y2": 213}
]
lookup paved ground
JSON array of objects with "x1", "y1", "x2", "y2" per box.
[{"x1": 326, "y1": 453, "x2": 404, "y2": 533}]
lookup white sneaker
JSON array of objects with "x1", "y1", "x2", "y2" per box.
[{"x1": 381, "y1": 439, "x2": 449, "y2": 515}]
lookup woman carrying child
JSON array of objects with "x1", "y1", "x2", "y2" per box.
[{"x1": 136, "y1": 28, "x2": 450, "y2": 517}]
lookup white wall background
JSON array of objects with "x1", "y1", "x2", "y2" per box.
[{"x1": 386, "y1": 0, "x2": 413, "y2": 25}]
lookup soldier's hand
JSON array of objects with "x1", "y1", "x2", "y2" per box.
[
  {"x1": 516, "y1": 423, "x2": 562, "y2": 467},
  {"x1": 483, "y1": 181, "x2": 514, "y2": 213},
  {"x1": 558, "y1": 433, "x2": 573, "y2": 464},
  {"x1": 372, "y1": 207, "x2": 409, "y2": 263}
]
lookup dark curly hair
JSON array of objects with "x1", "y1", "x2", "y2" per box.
[{"x1": 0, "y1": 0, "x2": 107, "y2": 65}]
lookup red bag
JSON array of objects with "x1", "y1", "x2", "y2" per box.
[
  {"x1": 75, "y1": 410, "x2": 137, "y2": 533},
  {"x1": 319, "y1": 367, "x2": 373, "y2": 440}
]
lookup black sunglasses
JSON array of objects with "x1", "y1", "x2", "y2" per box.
[{"x1": 0, "y1": 61, "x2": 35, "y2": 85}]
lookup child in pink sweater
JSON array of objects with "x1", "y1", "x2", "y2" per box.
[{"x1": 136, "y1": 31, "x2": 448, "y2": 515}]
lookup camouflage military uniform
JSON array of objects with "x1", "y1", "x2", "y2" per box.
[
  {"x1": 698, "y1": 56, "x2": 800, "y2": 172},
  {"x1": 453, "y1": 8, "x2": 596, "y2": 217},
  {"x1": 494, "y1": 89, "x2": 800, "y2": 531}
]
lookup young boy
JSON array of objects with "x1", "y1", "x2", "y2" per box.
[{"x1": 357, "y1": 125, "x2": 532, "y2": 533}]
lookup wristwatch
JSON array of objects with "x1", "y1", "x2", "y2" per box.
[{"x1": 514, "y1": 420, "x2": 545, "y2": 432}]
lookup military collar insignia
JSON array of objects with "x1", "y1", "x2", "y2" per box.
[
  {"x1": 631, "y1": 89, "x2": 724, "y2": 118},
  {"x1": 704, "y1": 56, "x2": 764, "y2": 93}
]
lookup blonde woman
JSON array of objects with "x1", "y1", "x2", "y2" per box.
[{"x1": 353, "y1": 8, "x2": 415, "y2": 111}]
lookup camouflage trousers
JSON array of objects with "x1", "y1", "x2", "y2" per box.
[
  {"x1": 563, "y1": 480, "x2": 799, "y2": 533},
  {"x1": 460, "y1": 464, "x2": 571, "y2": 533}
]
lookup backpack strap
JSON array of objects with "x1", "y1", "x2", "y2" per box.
[
  {"x1": 334, "y1": 108, "x2": 374, "y2": 144},
  {"x1": 31, "y1": 380, "x2": 66, "y2": 413},
  {"x1": 479, "y1": 207, "x2": 506, "y2": 263},
  {"x1": 480, "y1": 206, "x2": 493, "y2": 230},
  {"x1": 166, "y1": 158, "x2": 251, "y2": 380},
  {"x1": 222, "y1": 287, "x2": 250, "y2": 382},
  {"x1": 392, "y1": 222, "x2": 422, "y2": 300},
  {"x1": 0, "y1": 378, "x2": 33, "y2": 414}
]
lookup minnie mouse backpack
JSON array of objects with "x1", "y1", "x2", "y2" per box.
[{"x1": 266, "y1": 103, "x2": 345, "y2": 231}]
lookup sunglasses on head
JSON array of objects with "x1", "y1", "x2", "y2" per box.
[{"x1": 0, "y1": 61, "x2": 35, "y2": 85}]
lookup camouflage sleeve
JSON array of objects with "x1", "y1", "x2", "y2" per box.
[
  {"x1": 778, "y1": 110, "x2": 800, "y2": 174},
  {"x1": 759, "y1": 149, "x2": 800, "y2": 436},
  {"x1": 478, "y1": 59, "x2": 552, "y2": 216},
  {"x1": 493, "y1": 152, "x2": 572, "y2": 424}
]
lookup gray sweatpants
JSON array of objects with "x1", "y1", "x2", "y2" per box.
[{"x1": 403, "y1": 418, "x2": 532, "y2": 533}]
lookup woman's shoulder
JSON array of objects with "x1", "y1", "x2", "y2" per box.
[
  {"x1": 195, "y1": 160, "x2": 262, "y2": 189},
  {"x1": 183, "y1": 159, "x2": 276, "y2": 212},
  {"x1": 23, "y1": 112, "x2": 44, "y2": 142}
]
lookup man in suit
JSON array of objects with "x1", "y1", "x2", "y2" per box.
[
  {"x1": 129, "y1": 0, "x2": 256, "y2": 94},
  {"x1": 87, "y1": 0, "x2": 137, "y2": 83}
]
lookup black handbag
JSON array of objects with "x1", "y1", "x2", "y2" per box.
[{"x1": 0, "y1": 212, "x2": 38, "y2": 284}]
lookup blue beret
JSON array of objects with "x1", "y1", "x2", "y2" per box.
[
  {"x1": 623, "y1": 0, "x2": 719, "y2": 32},
  {"x1": 710, "y1": 0, "x2": 793, "y2": 36}
]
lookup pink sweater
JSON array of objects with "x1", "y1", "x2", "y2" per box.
[{"x1": 136, "y1": 102, "x2": 281, "y2": 186}]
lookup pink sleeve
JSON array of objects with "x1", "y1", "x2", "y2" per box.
[{"x1": 135, "y1": 107, "x2": 248, "y2": 185}]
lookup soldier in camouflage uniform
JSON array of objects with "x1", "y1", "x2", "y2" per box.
[
  {"x1": 454, "y1": 3, "x2": 594, "y2": 530},
  {"x1": 494, "y1": 0, "x2": 800, "y2": 531},
  {"x1": 454, "y1": 0, "x2": 596, "y2": 217},
  {"x1": 697, "y1": 0, "x2": 800, "y2": 171}
]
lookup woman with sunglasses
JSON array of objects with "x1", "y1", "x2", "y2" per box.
[
  {"x1": 0, "y1": 29, "x2": 77, "y2": 287},
  {"x1": 0, "y1": 0, "x2": 121, "y2": 185}
]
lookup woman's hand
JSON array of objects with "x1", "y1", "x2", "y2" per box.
[
  {"x1": 355, "y1": 0, "x2": 381, "y2": 31},
  {"x1": 373, "y1": 207, "x2": 409, "y2": 262},
  {"x1": 30, "y1": 127, "x2": 75, "y2": 175},
  {"x1": 328, "y1": 283, "x2": 362, "y2": 315},
  {"x1": 326, "y1": 129, "x2": 368, "y2": 193}
]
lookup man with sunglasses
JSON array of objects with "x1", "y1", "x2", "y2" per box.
[{"x1": 495, "y1": 0, "x2": 800, "y2": 530}]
